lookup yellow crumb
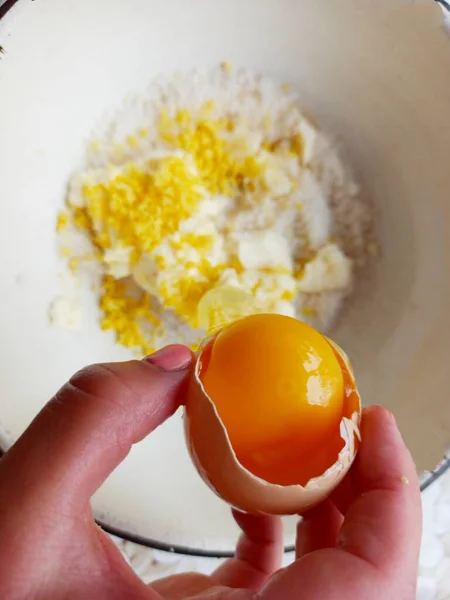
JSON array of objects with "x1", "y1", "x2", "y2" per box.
[
  {"x1": 301, "y1": 306, "x2": 317, "y2": 317},
  {"x1": 127, "y1": 136, "x2": 138, "y2": 148},
  {"x1": 290, "y1": 134, "x2": 304, "y2": 158},
  {"x1": 56, "y1": 211, "x2": 69, "y2": 232},
  {"x1": 281, "y1": 290, "x2": 296, "y2": 302},
  {"x1": 281, "y1": 83, "x2": 290, "y2": 93},
  {"x1": 100, "y1": 275, "x2": 160, "y2": 355},
  {"x1": 175, "y1": 109, "x2": 192, "y2": 126},
  {"x1": 69, "y1": 258, "x2": 80, "y2": 273},
  {"x1": 157, "y1": 111, "x2": 263, "y2": 195},
  {"x1": 221, "y1": 61, "x2": 233, "y2": 74},
  {"x1": 203, "y1": 99, "x2": 216, "y2": 113},
  {"x1": 401, "y1": 476, "x2": 409, "y2": 485},
  {"x1": 82, "y1": 156, "x2": 205, "y2": 256}
]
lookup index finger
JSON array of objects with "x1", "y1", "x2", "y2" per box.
[{"x1": 338, "y1": 405, "x2": 422, "y2": 574}]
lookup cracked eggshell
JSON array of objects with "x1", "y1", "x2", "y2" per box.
[{"x1": 184, "y1": 333, "x2": 361, "y2": 515}]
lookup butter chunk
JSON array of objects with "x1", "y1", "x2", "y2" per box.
[
  {"x1": 297, "y1": 244, "x2": 352, "y2": 293},
  {"x1": 237, "y1": 231, "x2": 293, "y2": 271}
]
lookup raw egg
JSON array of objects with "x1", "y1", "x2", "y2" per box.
[{"x1": 184, "y1": 313, "x2": 361, "y2": 515}]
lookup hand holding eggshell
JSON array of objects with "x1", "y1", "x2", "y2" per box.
[
  {"x1": 0, "y1": 343, "x2": 421, "y2": 600},
  {"x1": 184, "y1": 314, "x2": 361, "y2": 515}
]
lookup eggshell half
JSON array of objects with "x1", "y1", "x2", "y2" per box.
[{"x1": 184, "y1": 333, "x2": 361, "y2": 515}]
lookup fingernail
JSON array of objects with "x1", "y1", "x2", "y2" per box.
[{"x1": 143, "y1": 345, "x2": 192, "y2": 372}]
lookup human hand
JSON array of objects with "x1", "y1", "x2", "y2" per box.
[{"x1": 0, "y1": 345, "x2": 421, "y2": 600}]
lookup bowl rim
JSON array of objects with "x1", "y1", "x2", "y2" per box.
[
  {"x1": 0, "y1": 442, "x2": 448, "y2": 556},
  {"x1": 437, "y1": 0, "x2": 450, "y2": 13},
  {"x1": 0, "y1": 0, "x2": 449, "y2": 558},
  {"x1": 0, "y1": 0, "x2": 17, "y2": 22}
]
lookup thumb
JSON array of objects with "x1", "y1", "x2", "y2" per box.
[{"x1": 0, "y1": 345, "x2": 192, "y2": 515}]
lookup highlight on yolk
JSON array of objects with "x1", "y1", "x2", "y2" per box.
[{"x1": 199, "y1": 313, "x2": 346, "y2": 486}]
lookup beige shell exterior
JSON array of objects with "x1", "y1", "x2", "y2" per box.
[{"x1": 184, "y1": 335, "x2": 361, "y2": 515}]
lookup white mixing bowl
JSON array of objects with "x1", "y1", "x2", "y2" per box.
[{"x1": 0, "y1": 0, "x2": 449, "y2": 554}]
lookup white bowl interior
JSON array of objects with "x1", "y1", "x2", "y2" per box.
[{"x1": 1, "y1": 0, "x2": 450, "y2": 552}]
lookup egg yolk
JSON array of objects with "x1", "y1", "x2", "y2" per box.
[{"x1": 200, "y1": 313, "x2": 346, "y2": 486}]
